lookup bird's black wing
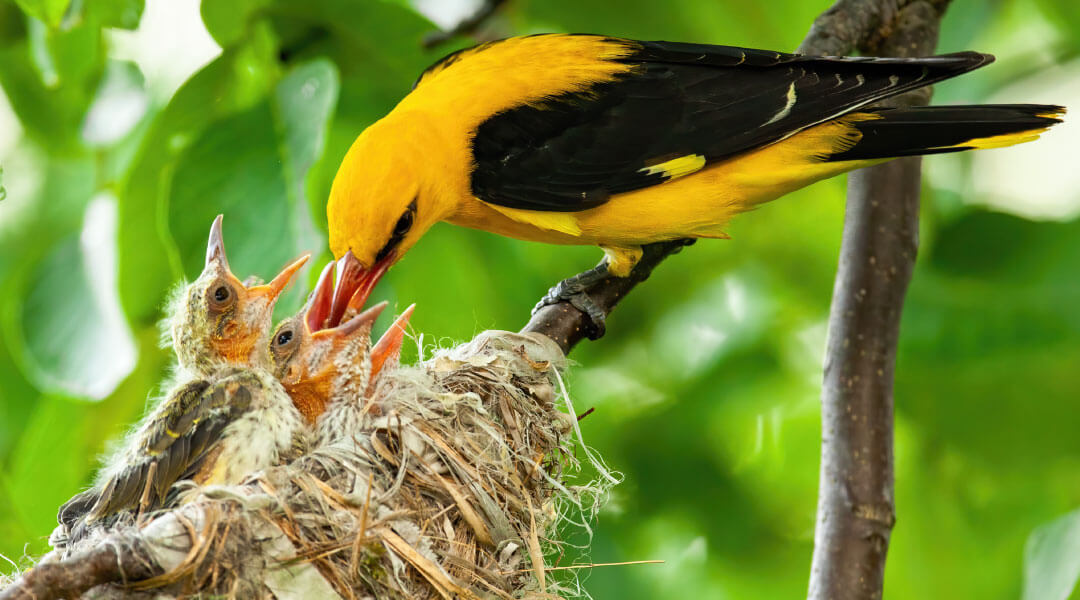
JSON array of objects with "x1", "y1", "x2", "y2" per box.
[{"x1": 470, "y1": 39, "x2": 991, "y2": 212}]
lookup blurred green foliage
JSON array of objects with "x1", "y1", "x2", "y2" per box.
[{"x1": 1, "y1": 0, "x2": 1079, "y2": 598}]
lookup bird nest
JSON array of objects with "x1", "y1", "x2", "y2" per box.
[{"x1": 13, "y1": 330, "x2": 614, "y2": 599}]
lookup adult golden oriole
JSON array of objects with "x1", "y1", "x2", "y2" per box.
[{"x1": 324, "y1": 34, "x2": 1063, "y2": 332}]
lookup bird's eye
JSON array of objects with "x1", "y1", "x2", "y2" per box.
[
  {"x1": 393, "y1": 209, "x2": 414, "y2": 237},
  {"x1": 376, "y1": 201, "x2": 418, "y2": 262},
  {"x1": 207, "y1": 280, "x2": 236, "y2": 310},
  {"x1": 276, "y1": 329, "x2": 294, "y2": 346}
]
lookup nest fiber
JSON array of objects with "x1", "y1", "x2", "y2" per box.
[{"x1": 17, "y1": 330, "x2": 611, "y2": 600}]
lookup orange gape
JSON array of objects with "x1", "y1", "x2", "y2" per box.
[{"x1": 270, "y1": 260, "x2": 415, "y2": 425}]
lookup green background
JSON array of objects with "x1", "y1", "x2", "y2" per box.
[{"x1": 1, "y1": 0, "x2": 1079, "y2": 598}]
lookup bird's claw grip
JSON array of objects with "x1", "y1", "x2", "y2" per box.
[{"x1": 532, "y1": 262, "x2": 610, "y2": 340}]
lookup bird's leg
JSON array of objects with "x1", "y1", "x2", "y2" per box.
[{"x1": 533, "y1": 259, "x2": 611, "y2": 339}]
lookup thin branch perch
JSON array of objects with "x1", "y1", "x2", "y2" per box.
[{"x1": 0, "y1": 542, "x2": 159, "y2": 600}]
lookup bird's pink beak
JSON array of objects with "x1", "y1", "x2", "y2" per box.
[
  {"x1": 305, "y1": 262, "x2": 337, "y2": 333},
  {"x1": 310, "y1": 301, "x2": 388, "y2": 343},
  {"x1": 327, "y1": 250, "x2": 394, "y2": 328},
  {"x1": 206, "y1": 213, "x2": 309, "y2": 301},
  {"x1": 370, "y1": 304, "x2": 415, "y2": 384}
]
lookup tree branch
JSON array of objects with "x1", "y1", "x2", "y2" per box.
[
  {"x1": 0, "y1": 540, "x2": 159, "y2": 600},
  {"x1": 806, "y1": 2, "x2": 949, "y2": 599},
  {"x1": 422, "y1": 0, "x2": 510, "y2": 49},
  {"x1": 522, "y1": 239, "x2": 694, "y2": 354}
]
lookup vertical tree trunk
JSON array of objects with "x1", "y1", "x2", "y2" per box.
[{"x1": 805, "y1": 2, "x2": 948, "y2": 599}]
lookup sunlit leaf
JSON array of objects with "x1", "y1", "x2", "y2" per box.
[
  {"x1": 200, "y1": 0, "x2": 269, "y2": 48},
  {"x1": 83, "y1": 0, "x2": 145, "y2": 30},
  {"x1": 117, "y1": 24, "x2": 280, "y2": 325},
  {"x1": 0, "y1": 14, "x2": 102, "y2": 149},
  {"x1": 81, "y1": 60, "x2": 149, "y2": 146},
  {"x1": 12, "y1": 0, "x2": 70, "y2": 29},
  {"x1": 18, "y1": 196, "x2": 136, "y2": 400},
  {"x1": 1023, "y1": 508, "x2": 1080, "y2": 600},
  {"x1": 272, "y1": 58, "x2": 339, "y2": 260}
]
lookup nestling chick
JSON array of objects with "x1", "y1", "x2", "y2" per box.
[
  {"x1": 270, "y1": 261, "x2": 414, "y2": 445},
  {"x1": 171, "y1": 215, "x2": 308, "y2": 375},
  {"x1": 56, "y1": 216, "x2": 311, "y2": 540}
]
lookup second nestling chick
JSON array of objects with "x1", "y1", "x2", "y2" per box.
[
  {"x1": 56, "y1": 216, "x2": 311, "y2": 543},
  {"x1": 269, "y1": 261, "x2": 414, "y2": 446}
]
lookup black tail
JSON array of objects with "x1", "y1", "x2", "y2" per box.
[{"x1": 827, "y1": 104, "x2": 1065, "y2": 161}]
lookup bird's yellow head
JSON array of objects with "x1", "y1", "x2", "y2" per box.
[
  {"x1": 326, "y1": 118, "x2": 446, "y2": 274},
  {"x1": 269, "y1": 261, "x2": 412, "y2": 424},
  {"x1": 171, "y1": 215, "x2": 309, "y2": 374}
]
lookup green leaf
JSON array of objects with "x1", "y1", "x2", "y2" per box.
[
  {"x1": 17, "y1": 197, "x2": 136, "y2": 400},
  {"x1": 1034, "y1": 0, "x2": 1080, "y2": 49},
  {"x1": 259, "y1": 0, "x2": 437, "y2": 230},
  {"x1": 511, "y1": 0, "x2": 812, "y2": 50},
  {"x1": 83, "y1": 0, "x2": 144, "y2": 30},
  {"x1": 1024, "y1": 508, "x2": 1080, "y2": 600},
  {"x1": 0, "y1": 15, "x2": 103, "y2": 149},
  {"x1": 161, "y1": 58, "x2": 339, "y2": 316},
  {"x1": 117, "y1": 24, "x2": 281, "y2": 325},
  {"x1": 81, "y1": 60, "x2": 149, "y2": 147},
  {"x1": 166, "y1": 102, "x2": 296, "y2": 282},
  {"x1": 272, "y1": 58, "x2": 339, "y2": 259},
  {"x1": 12, "y1": 0, "x2": 70, "y2": 29},
  {"x1": 200, "y1": 0, "x2": 270, "y2": 48}
]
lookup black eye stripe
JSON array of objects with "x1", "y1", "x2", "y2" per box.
[
  {"x1": 393, "y1": 211, "x2": 413, "y2": 235},
  {"x1": 376, "y1": 199, "x2": 418, "y2": 261}
]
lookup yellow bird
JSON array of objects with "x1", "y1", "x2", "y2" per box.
[{"x1": 325, "y1": 34, "x2": 1063, "y2": 332}]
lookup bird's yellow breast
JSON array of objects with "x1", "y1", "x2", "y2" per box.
[
  {"x1": 445, "y1": 116, "x2": 880, "y2": 249},
  {"x1": 392, "y1": 36, "x2": 880, "y2": 255}
]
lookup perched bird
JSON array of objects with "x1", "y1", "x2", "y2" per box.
[
  {"x1": 270, "y1": 261, "x2": 414, "y2": 443},
  {"x1": 324, "y1": 34, "x2": 1065, "y2": 332},
  {"x1": 56, "y1": 216, "x2": 311, "y2": 540}
]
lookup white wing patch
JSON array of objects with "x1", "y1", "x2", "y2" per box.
[
  {"x1": 763, "y1": 82, "x2": 798, "y2": 126},
  {"x1": 639, "y1": 154, "x2": 707, "y2": 180}
]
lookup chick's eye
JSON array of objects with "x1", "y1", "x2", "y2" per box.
[
  {"x1": 393, "y1": 210, "x2": 413, "y2": 237},
  {"x1": 276, "y1": 330, "x2": 293, "y2": 346},
  {"x1": 207, "y1": 281, "x2": 235, "y2": 309}
]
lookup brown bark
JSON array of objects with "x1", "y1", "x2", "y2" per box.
[
  {"x1": 0, "y1": 541, "x2": 159, "y2": 600},
  {"x1": 804, "y1": 2, "x2": 948, "y2": 599},
  {"x1": 522, "y1": 239, "x2": 694, "y2": 354}
]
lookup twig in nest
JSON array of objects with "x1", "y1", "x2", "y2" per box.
[{"x1": 499, "y1": 559, "x2": 665, "y2": 574}]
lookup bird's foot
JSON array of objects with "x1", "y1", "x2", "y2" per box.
[{"x1": 532, "y1": 262, "x2": 610, "y2": 339}]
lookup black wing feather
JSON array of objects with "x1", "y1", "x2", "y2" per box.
[{"x1": 470, "y1": 38, "x2": 992, "y2": 212}]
